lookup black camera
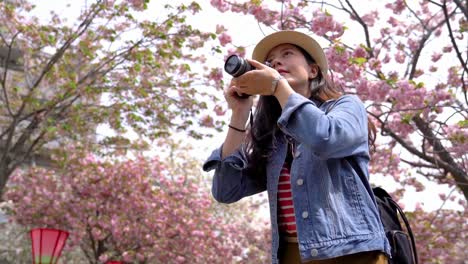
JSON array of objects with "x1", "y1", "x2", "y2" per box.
[
  {"x1": 224, "y1": 54, "x2": 254, "y2": 77},
  {"x1": 224, "y1": 54, "x2": 255, "y2": 98}
]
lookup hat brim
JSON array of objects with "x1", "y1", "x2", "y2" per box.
[{"x1": 252, "y1": 30, "x2": 328, "y2": 75}]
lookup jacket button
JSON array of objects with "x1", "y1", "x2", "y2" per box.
[
  {"x1": 302, "y1": 211, "x2": 309, "y2": 218},
  {"x1": 296, "y1": 179, "x2": 304, "y2": 186},
  {"x1": 311, "y1": 249, "x2": 318, "y2": 256}
]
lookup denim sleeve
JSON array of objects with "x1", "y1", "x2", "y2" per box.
[
  {"x1": 277, "y1": 93, "x2": 369, "y2": 159},
  {"x1": 202, "y1": 145, "x2": 266, "y2": 204}
]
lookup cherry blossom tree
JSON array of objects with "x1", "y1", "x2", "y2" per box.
[
  {"x1": 2, "y1": 146, "x2": 270, "y2": 263},
  {"x1": 407, "y1": 207, "x2": 467, "y2": 263},
  {"x1": 0, "y1": 0, "x2": 226, "y2": 196},
  {"x1": 208, "y1": 0, "x2": 467, "y2": 261}
]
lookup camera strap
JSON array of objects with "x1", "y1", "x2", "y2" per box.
[{"x1": 250, "y1": 108, "x2": 254, "y2": 129}]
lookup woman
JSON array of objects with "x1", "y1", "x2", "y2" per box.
[{"x1": 203, "y1": 30, "x2": 391, "y2": 264}]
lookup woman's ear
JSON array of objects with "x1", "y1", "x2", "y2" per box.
[{"x1": 308, "y1": 64, "x2": 319, "y2": 79}]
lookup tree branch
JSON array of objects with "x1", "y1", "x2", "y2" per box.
[
  {"x1": 343, "y1": 0, "x2": 372, "y2": 51},
  {"x1": 452, "y1": 0, "x2": 468, "y2": 19},
  {"x1": 429, "y1": 186, "x2": 458, "y2": 227},
  {"x1": 442, "y1": 0, "x2": 468, "y2": 74},
  {"x1": 369, "y1": 111, "x2": 455, "y2": 172},
  {"x1": 412, "y1": 115, "x2": 468, "y2": 199},
  {"x1": 407, "y1": 6, "x2": 457, "y2": 80},
  {"x1": 404, "y1": 1, "x2": 430, "y2": 31},
  {"x1": 400, "y1": 158, "x2": 440, "y2": 169},
  {"x1": 13, "y1": 1, "x2": 103, "y2": 122}
]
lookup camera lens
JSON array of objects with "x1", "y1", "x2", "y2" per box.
[
  {"x1": 224, "y1": 55, "x2": 241, "y2": 75},
  {"x1": 224, "y1": 54, "x2": 254, "y2": 77}
]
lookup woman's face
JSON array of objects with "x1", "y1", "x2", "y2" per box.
[{"x1": 265, "y1": 44, "x2": 318, "y2": 98}]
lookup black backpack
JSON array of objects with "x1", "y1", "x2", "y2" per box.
[
  {"x1": 373, "y1": 187, "x2": 418, "y2": 264},
  {"x1": 347, "y1": 158, "x2": 419, "y2": 264}
]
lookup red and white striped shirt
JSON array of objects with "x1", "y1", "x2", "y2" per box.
[{"x1": 278, "y1": 163, "x2": 297, "y2": 236}]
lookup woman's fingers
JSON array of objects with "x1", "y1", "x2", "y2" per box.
[
  {"x1": 225, "y1": 82, "x2": 250, "y2": 99},
  {"x1": 246, "y1": 58, "x2": 266, "y2": 69},
  {"x1": 234, "y1": 61, "x2": 279, "y2": 95}
]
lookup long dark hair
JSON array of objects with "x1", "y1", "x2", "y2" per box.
[{"x1": 244, "y1": 45, "x2": 376, "y2": 180}]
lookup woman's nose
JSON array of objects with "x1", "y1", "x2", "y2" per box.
[{"x1": 271, "y1": 59, "x2": 282, "y2": 69}]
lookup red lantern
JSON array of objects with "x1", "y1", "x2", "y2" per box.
[{"x1": 30, "y1": 228, "x2": 69, "y2": 264}]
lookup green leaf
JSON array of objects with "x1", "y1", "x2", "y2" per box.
[
  {"x1": 349, "y1": 57, "x2": 367, "y2": 66},
  {"x1": 62, "y1": 123, "x2": 71, "y2": 131},
  {"x1": 334, "y1": 45, "x2": 345, "y2": 54},
  {"x1": 401, "y1": 114, "x2": 412, "y2": 124},
  {"x1": 250, "y1": 0, "x2": 262, "y2": 6},
  {"x1": 182, "y1": 63, "x2": 191, "y2": 71},
  {"x1": 68, "y1": 81, "x2": 77, "y2": 90},
  {"x1": 48, "y1": 34, "x2": 56, "y2": 43},
  {"x1": 47, "y1": 126, "x2": 57, "y2": 133},
  {"x1": 134, "y1": 63, "x2": 141, "y2": 72},
  {"x1": 458, "y1": 120, "x2": 468, "y2": 128}
]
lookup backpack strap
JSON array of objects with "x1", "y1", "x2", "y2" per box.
[{"x1": 346, "y1": 157, "x2": 419, "y2": 264}]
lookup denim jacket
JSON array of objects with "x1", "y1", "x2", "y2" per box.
[{"x1": 203, "y1": 93, "x2": 391, "y2": 263}]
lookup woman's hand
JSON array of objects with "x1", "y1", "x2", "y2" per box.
[
  {"x1": 233, "y1": 59, "x2": 280, "y2": 96},
  {"x1": 224, "y1": 79, "x2": 253, "y2": 126}
]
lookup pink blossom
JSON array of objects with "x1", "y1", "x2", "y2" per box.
[
  {"x1": 367, "y1": 80, "x2": 392, "y2": 102},
  {"x1": 439, "y1": 193, "x2": 447, "y2": 200},
  {"x1": 395, "y1": 52, "x2": 406, "y2": 63},
  {"x1": 388, "y1": 17, "x2": 400, "y2": 27},
  {"x1": 128, "y1": 0, "x2": 146, "y2": 11},
  {"x1": 207, "y1": 68, "x2": 223, "y2": 84},
  {"x1": 247, "y1": 5, "x2": 278, "y2": 26},
  {"x1": 387, "y1": 113, "x2": 415, "y2": 138},
  {"x1": 382, "y1": 54, "x2": 391, "y2": 63},
  {"x1": 415, "y1": 202, "x2": 423, "y2": 211},
  {"x1": 311, "y1": 10, "x2": 344, "y2": 39},
  {"x1": 447, "y1": 66, "x2": 462, "y2": 88},
  {"x1": 385, "y1": 0, "x2": 406, "y2": 14},
  {"x1": 215, "y1": 24, "x2": 226, "y2": 34},
  {"x1": 443, "y1": 46, "x2": 453, "y2": 53},
  {"x1": 213, "y1": 105, "x2": 226, "y2": 116},
  {"x1": 368, "y1": 58, "x2": 382, "y2": 71},
  {"x1": 361, "y1": 11, "x2": 379, "y2": 27},
  {"x1": 431, "y1": 52, "x2": 442, "y2": 62},
  {"x1": 218, "y1": 32, "x2": 232, "y2": 46},
  {"x1": 355, "y1": 78, "x2": 369, "y2": 97},
  {"x1": 408, "y1": 38, "x2": 420, "y2": 52},
  {"x1": 210, "y1": 0, "x2": 229, "y2": 12},
  {"x1": 200, "y1": 115, "x2": 214, "y2": 127},
  {"x1": 191, "y1": 230, "x2": 205, "y2": 237},
  {"x1": 413, "y1": 69, "x2": 424, "y2": 78},
  {"x1": 352, "y1": 46, "x2": 367, "y2": 58}
]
